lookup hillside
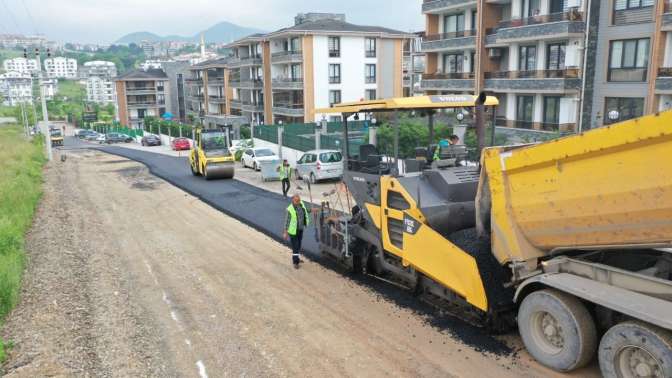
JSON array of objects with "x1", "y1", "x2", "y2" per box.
[{"x1": 116, "y1": 21, "x2": 265, "y2": 44}]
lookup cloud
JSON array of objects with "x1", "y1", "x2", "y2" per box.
[{"x1": 1, "y1": 0, "x2": 423, "y2": 43}]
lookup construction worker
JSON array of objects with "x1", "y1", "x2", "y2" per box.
[
  {"x1": 277, "y1": 159, "x2": 292, "y2": 197},
  {"x1": 283, "y1": 194, "x2": 310, "y2": 269},
  {"x1": 449, "y1": 134, "x2": 460, "y2": 145},
  {"x1": 433, "y1": 137, "x2": 450, "y2": 161}
]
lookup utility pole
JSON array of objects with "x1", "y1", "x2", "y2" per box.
[{"x1": 34, "y1": 48, "x2": 52, "y2": 161}]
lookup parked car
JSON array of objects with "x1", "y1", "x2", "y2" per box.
[
  {"x1": 171, "y1": 137, "x2": 191, "y2": 151},
  {"x1": 141, "y1": 134, "x2": 161, "y2": 146},
  {"x1": 96, "y1": 133, "x2": 107, "y2": 143},
  {"x1": 241, "y1": 147, "x2": 277, "y2": 171},
  {"x1": 104, "y1": 132, "x2": 133, "y2": 144},
  {"x1": 296, "y1": 150, "x2": 344, "y2": 184},
  {"x1": 76, "y1": 129, "x2": 96, "y2": 138},
  {"x1": 84, "y1": 132, "x2": 100, "y2": 141}
]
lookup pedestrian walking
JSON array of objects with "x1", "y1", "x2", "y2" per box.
[
  {"x1": 277, "y1": 159, "x2": 292, "y2": 197},
  {"x1": 283, "y1": 194, "x2": 310, "y2": 269}
]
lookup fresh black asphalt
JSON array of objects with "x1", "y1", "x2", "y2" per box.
[
  {"x1": 60, "y1": 137, "x2": 512, "y2": 355},
  {"x1": 99, "y1": 144, "x2": 321, "y2": 256}
]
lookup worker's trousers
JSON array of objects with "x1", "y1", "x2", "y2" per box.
[
  {"x1": 289, "y1": 230, "x2": 303, "y2": 265},
  {"x1": 282, "y1": 178, "x2": 290, "y2": 197}
]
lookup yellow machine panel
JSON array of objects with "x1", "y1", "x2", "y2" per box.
[
  {"x1": 480, "y1": 110, "x2": 672, "y2": 266},
  {"x1": 378, "y1": 176, "x2": 490, "y2": 311}
]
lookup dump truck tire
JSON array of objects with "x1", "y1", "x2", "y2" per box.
[
  {"x1": 518, "y1": 289, "x2": 597, "y2": 372},
  {"x1": 598, "y1": 321, "x2": 672, "y2": 378}
]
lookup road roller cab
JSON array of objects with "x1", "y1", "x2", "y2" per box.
[{"x1": 190, "y1": 128, "x2": 235, "y2": 180}]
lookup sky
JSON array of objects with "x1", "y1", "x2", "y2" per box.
[{"x1": 0, "y1": 0, "x2": 425, "y2": 44}]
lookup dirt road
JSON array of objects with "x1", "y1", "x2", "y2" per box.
[{"x1": 1, "y1": 150, "x2": 599, "y2": 377}]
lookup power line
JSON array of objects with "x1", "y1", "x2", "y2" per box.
[
  {"x1": 0, "y1": 0, "x2": 23, "y2": 34},
  {"x1": 20, "y1": 0, "x2": 38, "y2": 35}
]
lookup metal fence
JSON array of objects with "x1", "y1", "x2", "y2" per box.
[{"x1": 254, "y1": 121, "x2": 370, "y2": 155}]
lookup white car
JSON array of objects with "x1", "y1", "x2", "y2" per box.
[
  {"x1": 96, "y1": 134, "x2": 106, "y2": 144},
  {"x1": 241, "y1": 147, "x2": 277, "y2": 171},
  {"x1": 296, "y1": 150, "x2": 344, "y2": 183}
]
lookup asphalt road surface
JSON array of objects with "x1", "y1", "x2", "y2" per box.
[{"x1": 1, "y1": 138, "x2": 599, "y2": 377}]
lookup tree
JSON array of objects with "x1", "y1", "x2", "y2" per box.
[{"x1": 375, "y1": 116, "x2": 454, "y2": 158}]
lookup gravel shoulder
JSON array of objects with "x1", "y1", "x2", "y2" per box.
[{"x1": 1, "y1": 149, "x2": 598, "y2": 377}]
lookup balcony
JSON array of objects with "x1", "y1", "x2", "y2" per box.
[
  {"x1": 422, "y1": 30, "x2": 476, "y2": 52},
  {"x1": 487, "y1": 11, "x2": 584, "y2": 44},
  {"x1": 272, "y1": 103, "x2": 304, "y2": 117},
  {"x1": 208, "y1": 95, "x2": 226, "y2": 104},
  {"x1": 422, "y1": 0, "x2": 476, "y2": 13},
  {"x1": 126, "y1": 86, "x2": 156, "y2": 94},
  {"x1": 271, "y1": 51, "x2": 303, "y2": 64},
  {"x1": 232, "y1": 79, "x2": 263, "y2": 89},
  {"x1": 126, "y1": 101, "x2": 160, "y2": 109},
  {"x1": 484, "y1": 69, "x2": 581, "y2": 92},
  {"x1": 242, "y1": 101, "x2": 264, "y2": 113},
  {"x1": 207, "y1": 76, "x2": 225, "y2": 86},
  {"x1": 230, "y1": 99, "x2": 243, "y2": 109},
  {"x1": 421, "y1": 72, "x2": 475, "y2": 91},
  {"x1": 272, "y1": 77, "x2": 304, "y2": 90},
  {"x1": 184, "y1": 77, "x2": 203, "y2": 83},
  {"x1": 656, "y1": 67, "x2": 672, "y2": 93},
  {"x1": 663, "y1": 2, "x2": 672, "y2": 30},
  {"x1": 228, "y1": 56, "x2": 263, "y2": 68}
]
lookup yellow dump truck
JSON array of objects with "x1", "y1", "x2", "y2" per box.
[
  {"x1": 189, "y1": 128, "x2": 235, "y2": 180},
  {"x1": 316, "y1": 97, "x2": 672, "y2": 376}
]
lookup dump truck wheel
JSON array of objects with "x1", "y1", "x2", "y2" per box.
[
  {"x1": 599, "y1": 321, "x2": 672, "y2": 378},
  {"x1": 518, "y1": 289, "x2": 597, "y2": 372}
]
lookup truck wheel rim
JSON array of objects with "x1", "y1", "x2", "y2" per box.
[
  {"x1": 531, "y1": 311, "x2": 564, "y2": 355},
  {"x1": 616, "y1": 345, "x2": 663, "y2": 378}
]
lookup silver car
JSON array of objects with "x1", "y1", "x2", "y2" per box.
[{"x1": 296, "y1": 150, "x2": 344, "y2": 184}]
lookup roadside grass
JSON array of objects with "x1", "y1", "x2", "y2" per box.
[{"x1": 0, "y1": 125, "x2": 45, "y2": 362}]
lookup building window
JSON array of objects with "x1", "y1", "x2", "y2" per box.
[
  {"x1": 546, "y1": 43, "x2": 566, "y2": 70},
  {"x1": 543, "y1": 96, "x2": 561, "y2": 124},
  {"x1": 613, "y1": 0, "x2": 654, "y2": 11},
  {"x1": 443, "y1": 13, "x2": 465, "y2": 34},
  {"x1": 365, "y1": 64, "x2": 377, "y2": 84},
  {"x1": 365, "y1": 89, "x2": 376, "y2": 100},
  {"x1": 329, "y1": 90, "x2": 342, "y2": 105},
  {"x1": 516, "y1": 95, "x2": 535, "y2": 126},
  {"x1": 443, "y1": 53, "x2": 464, "y2": 73},
  {"x1": 470, "y1": 51, "x2": 476, "y2": 74},
  {"x1": 365, "y1": 38, "x2": 377, "y2": 58},
  {"x1": 328, "y1": 36, "x2": 340, "y2": 58},
  {"x1": 519, "y1": 45, "x2": 537, "y2": 71},
  {"x1": 329, "y1": 64, "x2": 341, "y2": 84},
  {"x1": 524, "y1": 0, "x2": 541, "y2": 17},
  {"x1": 604, "y1": 97, "x2": 644, "y2": 125},
  {"x1": 290, "y1": 64, "x2": 302, "y2": 80},
  {"x1": 290, "y1": 37, "x2": 301, "y2": 53},
  {"x1": 608, "y1": 38, "x2": 649, "y2": 82}
]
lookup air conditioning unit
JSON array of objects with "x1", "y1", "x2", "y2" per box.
[{"x1": 488, "y1": 48, "x2": 502, "y2": 58}]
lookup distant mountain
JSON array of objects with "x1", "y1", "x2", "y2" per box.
[{"x1": 115, "y1": 21, "x2": 265, "y2": 44}]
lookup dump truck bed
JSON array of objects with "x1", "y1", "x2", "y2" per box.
[{"x1": 479, "y1": 111, "x2": 672, "y2": 268}]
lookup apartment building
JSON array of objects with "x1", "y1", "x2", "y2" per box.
[
  {"x1": 421, "y1": 0, "x2": 669, "y2": 131},
  {"x1": 227, "y1": 34, "x2": 266, "y2": 124},
  {"x1": 44, "y1": 57, "x2": 78, "y2": 79},
  {"x1": 268, "y1": 14, "x2": 408, "y2": 123},
  {"x1": 81, "y1": 61, "x2": 117, "y2": 78},
  {"x1": 0, "y1": 71, "x2": 32, "y2": 106},
  {"x1": 115, "y1": 69, "x2": 170, "y2": 129},
  {"x1": 2, "y1": 57, "x2": 39, "y2": 75},
  {"x1": 403, "y1": 32, "x2": 427, "y2": 96}
]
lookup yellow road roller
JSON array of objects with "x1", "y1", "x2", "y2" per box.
[{"x1": 189, "y1": 128, "x2": 235, "y2": 180}]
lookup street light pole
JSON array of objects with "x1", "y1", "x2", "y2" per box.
[{"x1": 34, "y1": 49, "x2": 52, "y2": 161}]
